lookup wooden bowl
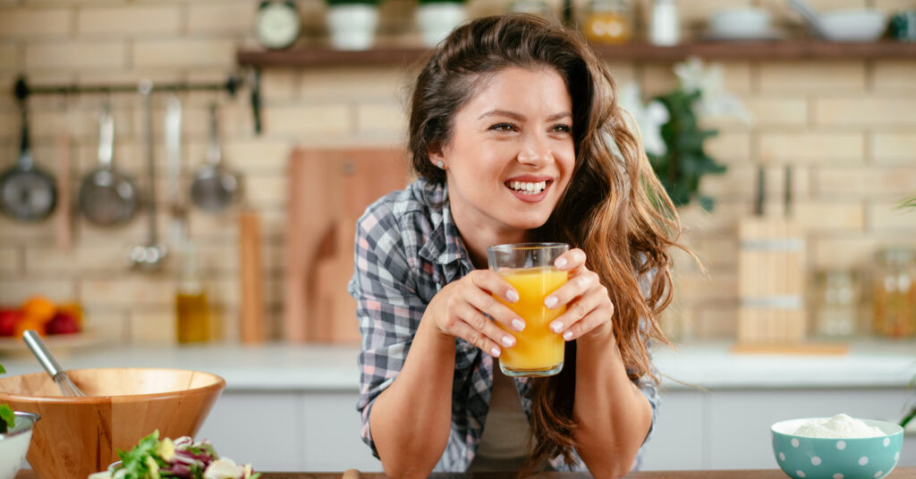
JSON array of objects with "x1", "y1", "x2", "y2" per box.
[{"x1": 0, "y1": 368, "x2": 225, "y2": 479}]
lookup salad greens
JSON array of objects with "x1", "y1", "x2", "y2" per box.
[
  {"x1": 89, "y1": 430, "x2": 259, "y2": 479},
  {"x1": 0, "y1": 364, "x2": 14, "y2": 433}
]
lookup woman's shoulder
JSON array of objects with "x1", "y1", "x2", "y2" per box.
[{"x1": 356, "y1": 177, "x2": 445, "y2": 241}]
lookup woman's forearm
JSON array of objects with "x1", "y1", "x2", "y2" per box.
[
  {"x1": 573, "y1": 333, "x2": 653, "y2": 479},
  {"x1": 368, "y1": 317, "x2": 457, "y2": 478}
]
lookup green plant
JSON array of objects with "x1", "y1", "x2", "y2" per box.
[
  {"x1": 326, "y1": 0, "x2": 380, "y2": 5},
  {"x1": 647, "y1": 87, "x2": 727, "y2": 211}
]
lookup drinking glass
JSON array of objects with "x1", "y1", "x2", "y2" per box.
[{"x1": 487, "y1": 243, "x2": 569, "y2": 377}]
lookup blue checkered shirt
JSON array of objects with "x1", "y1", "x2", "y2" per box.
[{"x1": 348, "y1": 177, "x2": 660, "y2": 472}]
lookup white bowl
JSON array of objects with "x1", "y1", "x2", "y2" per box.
[
  {"x1": 0, "y1": 412, "x2": 40, "y2": 479},
  {"x1": 710, "y1": 8, "x2": 772, "y2": 37},
  {"x1": 819, "y1": 9, "x2": 886, "y2": 42}
]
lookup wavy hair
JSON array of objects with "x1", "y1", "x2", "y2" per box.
[{"x1": 408, "y1": 14, "x2": 683, "y2": 474}]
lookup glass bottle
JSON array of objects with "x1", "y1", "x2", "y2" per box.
[
  {"x1": 813, "y1": 270, "x2": 859, "y2": 339},
  {"x1": 175, "y1": 240, "x2": 211, "y2": 343},
  {"x1": 872, "y1": 246, "x2": 916, "y2": 338},
  {"x1": 583, "y1": 0, "x2": 632, "y2": 45}
]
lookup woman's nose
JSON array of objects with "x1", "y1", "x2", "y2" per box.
[{"x1": 516, "y1": 133, "x2": 551, "y2": 168}]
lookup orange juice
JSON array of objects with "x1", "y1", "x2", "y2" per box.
[{"x1": 494, "y1": 267, "x2": 568, "y2": 376}]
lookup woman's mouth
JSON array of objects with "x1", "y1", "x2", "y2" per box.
[
  {"x1": 505, "y1": 180, "x2": 548, "y2": 195},
  {"x1": 504, "y1": 179, "x2": 552, "y2": 203}
]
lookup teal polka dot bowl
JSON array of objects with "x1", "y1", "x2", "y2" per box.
[{"x1": 771, "y1": 418, "x2": 904, "y2": 479}]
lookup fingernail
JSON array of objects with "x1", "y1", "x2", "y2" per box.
[
  {"x1": 555, "y1": 257, "x2": 567, "y2": 268},
  {"x1": 506, "y1": 290, "x2": 519, "y2": 302},
  {"x1": 511, "y1": 319, "x2": 526, "y2": 332},
  {"x1": 545, "y1": 296, "x2": 558, "y2": 308},
  {"x1": 563, "y1": 331, "x2": 574, "y2": 341},
  {"x1": 550, "y1": 321, "x2": 563, "y2": 334},
  {"x1": 502, "y1": 335, "x2": 515, "y2": 347},
  {"x1": 490, "y1": 346, "x2": 501, "y2": 357}
]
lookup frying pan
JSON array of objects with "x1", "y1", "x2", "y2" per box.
[
  {"x1": 78, "y1": 105, "x2": 139, "y2": 226},
  {"x1": 0, "y1": 103, "x2": 57, "y2": 221},
  {"x1": 190, "y1": 103, "x2": 243, "y2": 213}
]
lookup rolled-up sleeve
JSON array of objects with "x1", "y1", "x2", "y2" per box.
[{"x1": 348, "y1": 203, "x2": 428, "y2": 458}]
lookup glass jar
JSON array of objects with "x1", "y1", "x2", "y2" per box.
[
  {"x1": 871, "y1": 246, "x2": 916, "y2": 338},
  {"x1": 813, "y1": 270, "x2": 859, "y2": 339},
  {"x1": 583, "y1": 0, "x2": 631, "y2": 45},
  {"x1": 175, "y1": 240, "x2": 211, "y2": 344}
]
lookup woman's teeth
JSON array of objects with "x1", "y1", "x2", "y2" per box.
[{"x1": 508, "y1": 181, "x2": 547, "y2": 195}]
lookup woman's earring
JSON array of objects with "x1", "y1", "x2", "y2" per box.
[{"x1": 437, "y1": 161, "x2": 445, "y2": 169}]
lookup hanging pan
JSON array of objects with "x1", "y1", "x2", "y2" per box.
[
  {"x1": 0, "y1": 103, "x2": 57, "y2": 221},
  {"x1": 190, "y1": 103, "x2": 243, "y2": 213},
  {"x1": 78, "y1": 104, "x2": 140, "y2": 226}
]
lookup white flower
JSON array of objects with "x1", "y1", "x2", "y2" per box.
[
  {"x1": 617, "y1": 82, "x2": 670, "y2": 156},
  {"x1": 203, "y1": 458, "x2": 245, "y2": 479},
  {"x1": 674, "y1": 57, "x2": 752, "y2": 124}
]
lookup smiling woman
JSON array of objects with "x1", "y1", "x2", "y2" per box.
[{"x1": 348, "y1": 13, "x2": 687, "y2": 479}]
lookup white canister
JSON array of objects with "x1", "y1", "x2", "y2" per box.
[
  {"x1": 327, "y1": 4, "x2": 379, "y2": 50},
  {"x1": 417, "y1": 2, "x2": 468, "y2": 48},
  {"x1": 650, "y1": 0, "x2": 679, "y2": 46}
]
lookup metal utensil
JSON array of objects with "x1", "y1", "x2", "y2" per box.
[
  {"x1": 165, "y1": 94, "x2": 189, "y2": 246},
  {"x1": 788, "y1": 0, "x2": 827, "y2": 38},
  {"x1": 22, "y1": 330, "x2": 86, "y2": 397},
  {"x1": 128, "y1": 80, "x2": 168, "y2": 272},
  {"x1": 78, "y1": 104, "x2": 140, "y2": 227},
  {"x1": 190, "y1": 103, "x2": 243, "y2": 213},
  {"x1": 0, "y1": 102, "x2": 57, "y2": 222}
]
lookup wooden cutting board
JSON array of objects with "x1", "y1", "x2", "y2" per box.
[{"x1": 285, "y1": 148, "x2": 409, "y2": 343}]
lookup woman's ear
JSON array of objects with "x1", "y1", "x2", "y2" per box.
[{"x1": 428, "y1": 142, "x2": 447, "y2": 170}]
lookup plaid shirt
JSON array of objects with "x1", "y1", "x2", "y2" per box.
[{"x1": 348, "y1": 177, "x2": 659, "y2": 472}]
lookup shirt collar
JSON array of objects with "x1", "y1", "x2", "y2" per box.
[{"x1": 416, "y1": 179, "x2": 474, "y2": 275}]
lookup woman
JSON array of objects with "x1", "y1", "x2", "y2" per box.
[{"x1": 348, "y1": 13, "x2": 683, "y2": 479}]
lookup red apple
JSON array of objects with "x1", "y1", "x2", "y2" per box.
[
  {"x1": 45, "y1": 312, "x2": 80, "y2": 335},
  {"x1": 0, "y1": 309, "x2": 20, "y2": 337}
]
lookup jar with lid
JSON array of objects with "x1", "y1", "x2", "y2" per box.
[
  {"x1": 583, "y1": 0, "x2": 632, "y2": 44},
  {"x1": 813, "y1": 269, "x2": 859, "y2": 339},
  {"x1": 871, "y1": 246, "x2": 916, "y2": 338}
]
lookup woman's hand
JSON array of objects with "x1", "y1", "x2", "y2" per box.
[
  {"x1": 545, "y1": 248, "x2": 615, "y2": 343},
  {"x1": 426, "y1": 270, "x2": 526, "y2": 357}
]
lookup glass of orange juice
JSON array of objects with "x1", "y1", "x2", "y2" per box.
[{"x1": 487, "y1": 243, "x2": 569, "y2": 377}]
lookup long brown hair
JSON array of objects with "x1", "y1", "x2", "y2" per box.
[{"x1": 408, "y1": 14, "x2": 682, "y2": 474}]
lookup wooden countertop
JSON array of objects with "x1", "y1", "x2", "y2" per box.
[{"x1": 16, "y1": 468, "x2": 916, "y2": 478}]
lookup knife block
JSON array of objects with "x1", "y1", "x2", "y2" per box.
[{"x1": 736, "y1": 217, "x2": 806, "y2": 346}]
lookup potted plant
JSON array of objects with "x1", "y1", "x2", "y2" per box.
[
  {"x1": 0, "y1": 364, "x2": 40, "y2": 479},
  {"x1": 416, "y1": 0, "x2": 468, "y2": 48},
  {"x1": 326, "y1": 0, "x2": 381, "y2": 50}
]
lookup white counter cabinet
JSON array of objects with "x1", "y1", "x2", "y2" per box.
[{"x1": 3, "y1": 339, "x2": 912, "y2": 472}]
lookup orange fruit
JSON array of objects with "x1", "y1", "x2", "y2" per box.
[
  {"x1": 20, "y1": 297, "x2": 56, "y2": 323},
  {"x1": 14, "y1": 315, "x2": 46, "y2": 339}
]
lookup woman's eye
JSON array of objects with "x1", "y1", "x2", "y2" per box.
[
  {"x1": 552, "y1": 124, "x2": 572, "y2": 133},
  {"x1": 489, "y1": 123, "x2": 517, "y2": 132}
]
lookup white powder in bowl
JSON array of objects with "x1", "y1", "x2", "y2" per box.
[{"x1": 793, "y1": 413, "x2": 886, "y2": 438}]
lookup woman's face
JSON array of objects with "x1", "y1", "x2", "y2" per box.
[{"x1": 432, "y1": 66, "x2": 576, "y2": 239}]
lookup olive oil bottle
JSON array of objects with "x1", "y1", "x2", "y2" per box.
[{"x1": 176, "y1": 240, "x2": 211, "y2": 343}]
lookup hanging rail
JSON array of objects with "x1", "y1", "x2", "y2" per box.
[{"x1": 12, "y1": 72, "x2": 263, "y2": 134}]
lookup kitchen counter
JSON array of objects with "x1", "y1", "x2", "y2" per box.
[
  {"x1": 13, "y1": 468, "x2": 916, "y2": 478},
  {"x1": 0, "y1": 339, "x2": 913, "y2": 391}
]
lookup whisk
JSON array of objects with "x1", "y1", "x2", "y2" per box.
[{"x1": 23, "y1": 330, "x2": 86, "y2": 397}]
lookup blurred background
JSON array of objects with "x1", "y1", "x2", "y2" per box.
[{"x1": 0, "y1": 0, "x2": 914, "y2": 473}]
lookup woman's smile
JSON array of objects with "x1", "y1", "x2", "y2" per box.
[{"x1": 504, "y1": 175, "x2": 555, "y2": 203}]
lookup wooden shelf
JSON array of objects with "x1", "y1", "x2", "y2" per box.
[{"x1": 237, "y1": 40, "x2": 916, "y2": 67}]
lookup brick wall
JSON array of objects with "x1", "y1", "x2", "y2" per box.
[{"x1": 0, "y1": 0, "x2": 914, "y2": 344}]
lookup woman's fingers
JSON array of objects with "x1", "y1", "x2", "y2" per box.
[
  {"x1": 544, "y1": 269, "x2": 599, "y2": 310},
  {"x1": 553, "y1": 248, "x2": 587, "y2": 271},
  {"x1": 445, "y1": 302, "x2": 516, "y2": 357},
  {"x1": 548, "y1": 286, "x2": 610, "y2": 336}
]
